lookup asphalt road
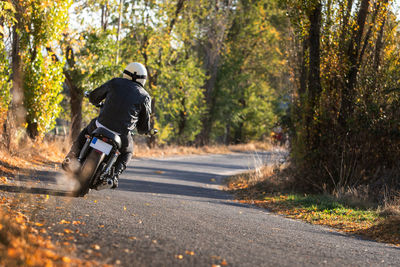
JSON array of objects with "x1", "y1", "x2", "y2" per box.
[{"x1": 2, "y1": 151, "x2": 400, "y2": 266}]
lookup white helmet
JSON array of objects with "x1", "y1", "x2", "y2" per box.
[{"x1": 123, "y1": 62, "x2": 147, "y2": 86}]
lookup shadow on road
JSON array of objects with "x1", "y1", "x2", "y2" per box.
[
  {"x1": 118, "y1": 179, "x2": 231, "y2": 200},
  {"x1": 124, "y1": 166, "x2": 223, "y2": 185},
  {"x1": 0, "y1": 184, "x2": 75, "y2": 197},
  {"x1": 0, "y1": 169, "x2": 78, "y2": 197}
]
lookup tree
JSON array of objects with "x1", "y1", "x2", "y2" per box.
[
  {"x1": 287, "y1": 0, "x2": 400, "y2": 195},
  {"x1": 0, "y1": 1, "x2": 14, "y2": 148},
  {"x1": 3, "y1": 0, "x2": 71, "y2": 140},
  {"x1": 195, "y1": 0, "x2": 234, "y2": 145},
  {"x1": 212, "y1": 0, "x2": 288, "y2": 144}
]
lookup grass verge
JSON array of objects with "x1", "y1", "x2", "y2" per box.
[{"x1": 225, "y1": 165, "x2": 400, "y2": 246}]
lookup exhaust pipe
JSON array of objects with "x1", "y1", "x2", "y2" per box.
[{"x1": 95, "y1": 178, "x2": 114, "y2": 190}]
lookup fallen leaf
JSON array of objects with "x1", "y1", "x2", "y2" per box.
[
  {"x1": 124, "y1": 206, "x2": 127, "y2": 211},
  {"x1": 129, "y1": 236, "x2": 137, "y2": 240},
  {"x1": 175, "y1": 254, "x2": 183, "y2": 260},
  {"x1": 154, "y1": 170, "x2": 165, "y2": 174},
  {"x1": 7, "y1": 248, "x2": 18, "y2": 258},
  {"x1": 221, "y1": 259, "x2": 228, "y2": 266},
  {"x1": 64, "y1": 229, "x2": 73, "y2": 234},
  {"x1": 185, "y1": 250, "x2": 195, "y2": 256},
  {"x1": 92, "y1": 244, "x2": 100, "y2": 250},
  {"x1": 72, "y1": 221, "x2": 81, "y2": 225},
  {"x1": 62, "y1": 256, "x2": 71, "y2": 263},
  {"x1": 35, "y1": 222, "x2": 44, "y2": 227},
  {"x1": 98, "y1": 225, "x2": 104, "y2": 228},
  {"x1": 59, "y1": 220, "x2": 70, "y2": 224}
]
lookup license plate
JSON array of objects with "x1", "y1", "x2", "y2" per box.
[{"x1": 90, "y1": 137, "x2": 113, "y2": 155}]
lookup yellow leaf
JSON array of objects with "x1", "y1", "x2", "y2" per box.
[
  {"x1": 175, "y1": 254, "x2": 183, "y2": 260},
  {"x1": 7, "y1": 248, "x2": 18, "y2": 258},
  {"x1": 59, "y1": 220, "x2": 70, "y2": 224},
  {"x1": 64, "y1": 229, "x2": 73, "y2": 234},
  {"x1": 185, "y1": 250, "x2": 195, "y2": 256},
  {"x1": 62, "y1": 256, "x2": 71, "y2": 263},
  {"x1": 3, "y1": 2, "x2": 15, "y2": 12},
  {"x1": 92, "y1": 244, "x2": 100, "y2": 250}
]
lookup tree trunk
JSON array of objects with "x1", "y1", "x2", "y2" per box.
[
  {"x1": 339, "y1": 0, "x2": 370, "y2": 127},
  {"x1": 115, "y1": 0, "x2": 124, "y2": 64},
  {"x1": 306, "y1": 1, "x2": 322, "y2": 149},
  {"x1": 65, "y1": 46, "x2": 83, "y2": 141},
  {"x1": 5, "y1": 21, "x2": 24, "y2": 150},
  {"x1": 373, "y1": 1, "x2": 388, "y2": 70},
  {"x1": 177, "y1": 96, "x2": 187, "y2": 144},
  {"x1": 168, "y1": 0, "x2": 185, "y2": 34},
  {"x1": 101, "y1": 1, "x2": 109, "y2": 31},
  {"x1": 196, "y1": 0, "x2": 232, "y2": 146},
  {"x1": 47, "y1": 45, "x2": 83, "y2": 142},
  {"x1": 68, "y1": 80, "x2": 83, "y2": 142}
]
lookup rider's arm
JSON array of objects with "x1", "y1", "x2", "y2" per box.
[
  {"x1": 88, "y1": 81, "x2": 110, "y2": 105},
  {"x1": 136, "y1": 96, "x2": 152, "y2": 134}
]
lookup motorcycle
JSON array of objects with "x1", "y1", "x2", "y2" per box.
[{"x1": 67, "y1": 95, "x2": 157, "y2": 197}]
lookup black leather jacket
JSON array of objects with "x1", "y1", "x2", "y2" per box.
[{"x1": 88, "y1": 77, "x2": 152, "y2": 135}]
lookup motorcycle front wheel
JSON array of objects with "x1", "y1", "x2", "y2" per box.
[{"x1": 75, "y1": 150, "x2": 104, "y2": 197}]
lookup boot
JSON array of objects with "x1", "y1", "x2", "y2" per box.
[{"x1": 111, "y1": 163, "x2": 126, "y2": 189}]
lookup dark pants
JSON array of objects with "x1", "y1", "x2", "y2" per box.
[{"x1": 69, "y1": 118, "x2": 134, "y2": 173}]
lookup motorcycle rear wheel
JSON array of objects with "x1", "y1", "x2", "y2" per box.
[{"x1": 75, "y1": 150, "x2": 104, "y2": 197}]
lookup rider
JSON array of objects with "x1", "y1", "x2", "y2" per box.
[{"x1": 62, "y1": 62, "x2": 152, "y2": 188}]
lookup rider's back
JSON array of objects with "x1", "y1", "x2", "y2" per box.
[{"x1": 90, "y1": 77, "x2": 151, "y2": 135}]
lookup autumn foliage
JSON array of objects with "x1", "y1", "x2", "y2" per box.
[{"x1": 286, "y1": 0, "x2": 400, "y2": 200}]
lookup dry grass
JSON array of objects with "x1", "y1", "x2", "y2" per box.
[
  {"x1": 0, "y1": 138, "x2": 68, "y2": 177},
  {"x1": 134, "y1": 141, "x2": 278, "y2": 158}
]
